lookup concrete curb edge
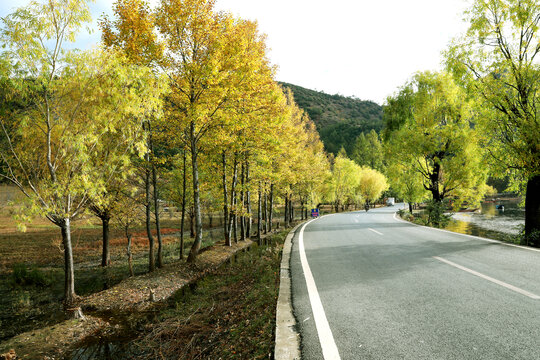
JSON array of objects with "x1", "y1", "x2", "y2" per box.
[{"x1": 274, "y1": 222, "x2": 304, "y2": 360}]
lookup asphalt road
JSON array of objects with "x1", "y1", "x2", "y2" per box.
[{"x1": 290, "y1": 205, "x2": 540, "y2": 359}]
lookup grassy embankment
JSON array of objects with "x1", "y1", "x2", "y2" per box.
[{"x1": 71, "y1": 229, "x2": 291, "y2": 359}]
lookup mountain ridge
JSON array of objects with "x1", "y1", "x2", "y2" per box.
[{"x1": 279, "y1": 82, "x2": 383, "y2": 155}]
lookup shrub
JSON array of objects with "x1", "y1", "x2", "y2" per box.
[
  {"x1": 425, "y1": 199, "x2": 452, "y2": 228},
  {"x1": 11, "y1": 264, "x2": 51, "y2": 287},
  {"x1": 402, "y1": 213, "x2": 415, "y2": 222},
  {"x1": 517, "y1": 225, "x2": 540, "y2": 247},
  {"x1": 398, "y1": 208, "x2": 417, "y2": 222}
]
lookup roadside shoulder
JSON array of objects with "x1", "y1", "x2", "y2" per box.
[{"x1": 275, "y1": 222, "x2": 303, "y2": 360}]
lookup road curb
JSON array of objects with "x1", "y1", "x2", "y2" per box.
[{"x1": 274, "y1": 222, "x2": 304, "y2": 360}]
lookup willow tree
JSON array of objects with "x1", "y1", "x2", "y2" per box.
[
  {"x1": 328, "y1": 154, "x2": 363, "y2": 212},
  {"x1": 446, "y1": 0, "x2": 540, "y2": 244},
  {"x1": 88, "y1": 124, "x2": 141, "y2": 268},
  {"x1": 357, "y1": 167, "x2": 388, "y2": 208},
  {"x1": 0, "y1": 1, "x2": 161, "y2": 307},
  {"x1": 384, "y1": 72, "x2": 488, "y2": 225},
  {"x1": 386, "y1": 160, "x2": 429, "y2": 213},
  {"x1": 100, "y1": 0, "x2": 168, "y2": 270}
]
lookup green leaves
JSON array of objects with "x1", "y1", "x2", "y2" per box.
[
  {"x1": 351, "y1": 130, "x2": 384, "y2": 172},
  {"x1": 0, "y1": 0, "x2": 166, "y2": 224},
  {"x1": 446, "y1": 0, "x2": 540, "y2": 187},
  {"x1": 384, "y1": 72, "x2": 488, "y2": 208},
  {"x1": 1, "y1": 0, "x2": 92, "y2": 78}
]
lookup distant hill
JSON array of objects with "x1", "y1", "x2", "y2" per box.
[{"x1": 279, "y1": 82, "x2": 383, "y2": 155}]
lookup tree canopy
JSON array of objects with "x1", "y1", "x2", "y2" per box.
[
  {"x1": 384, "y1": 71, "x2": 488, "y2": 224},
  {"x1": 446, "y1": 0, "x2": 540, "y2": 242}
]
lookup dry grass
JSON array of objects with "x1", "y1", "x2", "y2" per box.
[
  {"x1": 0, "y1": 183, "x2": 206, "y2": 270},
  {"x1": 0, "y1": 223, "x2": 187, "y2": 271}
]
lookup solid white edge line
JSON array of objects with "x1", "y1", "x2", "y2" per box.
[
  {"x1": 392, "y1": 210, "x2": 540, "y2": 253},
  {"x1": 299, "y1": 218, "x2": 342, "y2": 360},
  {"x1": 368, "y1": 228, "x2": 383, "y2": 235},
  {"x1": 434, "y1": 256, "x2": 540, "y2": 300}
]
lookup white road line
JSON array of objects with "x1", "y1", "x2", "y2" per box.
[
  {"x1": 434, "y1": 256, "x2": 540, "y2": 300},
  {"x1": 368, "y1": 228, "x2": 383, "y2": 235},
  {"x1": 298, "y1": 219, "x2": 342, "y2": 360}
]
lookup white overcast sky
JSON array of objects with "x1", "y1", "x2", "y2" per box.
[{"x1": 0, "y1": 0, "x2": 471, "y2": 104}]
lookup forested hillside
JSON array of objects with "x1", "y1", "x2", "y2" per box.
[{"x1": 280, "y1": 82, "x2": 383, "y2": 155}]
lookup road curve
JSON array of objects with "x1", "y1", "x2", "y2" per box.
[{"x1": 290, "y1": 205, "x2": 540, "y2": 359}]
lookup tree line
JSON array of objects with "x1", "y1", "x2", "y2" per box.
[
  {"x1": 0, "y1": 0, "x2": 389, "y2": 312},
  {"x1": 380, "y1": 0, "x2": 540, "y2": 243}
]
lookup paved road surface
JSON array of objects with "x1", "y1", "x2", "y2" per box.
[{"x1": 290, "y1": 205, "x2": 540, "y2": 359}]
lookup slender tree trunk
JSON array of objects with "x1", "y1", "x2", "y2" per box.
[
  {"x1": 525, "y1": 174, "x2": 540, "y2": 247},
  {"x1": 126, "y1": 225, "x2": 134, "y2": 276},
  {"x1": 222, "y1": 151, "x2": 230, "y2": 246},
  {"x1": 409, "y1": 202, "x2": 413, "y2": 214},
  {"x1": 189, "y1": 209, "x2": 195, "y2": 238},
  {"x1": 284, "y1": 194, "x2": 289, "y2": 227},
  {"x1": 61, "y1": 218, "x2": 76, "y2": 306},
  {"x1": 101, "y1": 215, "x2": 111, "y2": 267},
  {"x1": 262, "y1": 189, "x2": 266, "y2": 222},
  {"x1": 264, "y1": 189, "x2": 268, "y2": 234},
  {"x1": 188, "y1": 122, "x2": 203, "y2": 263},
  {"x1": 269, "y1": 184, "x2": 274, "y2": 232},
  {"x1": 180, "y1": 150, "x2": 186, "y2": 260},
  {"x1": 290, "y1": 195, "x2": 293, "y2": 222},
  {"x1": 228, "y1": 153, "x2": 239, "y2": 242},
  {"x1": 233, "y1": 171, "x2": 238, "y2": 244},
  {"x1": 245, "y1": 161, "x2": 252, "y2": 238},
  {"x1": 145, "y1": 157, "x2": 155, "y2": 272},
  {"x1": 152, "y1": 162, "x2": 163, "y2": 268},
  {"x1": 240, "y1": 163, "x2": 245, "y2": 241},
  {"x1": 233, "y1": 213, "x2": 238, "y2": 243},
  {"x1": 289, "y1": 196, "x2": 294, "y2": 223},
  {"x1": 147, "y1": 120, "x2": 163, "y2": 268},
  {"x1": 257, "y1": 182, "x2": 262, "y2": 245}
]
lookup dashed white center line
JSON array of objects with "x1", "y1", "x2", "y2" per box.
[
  {"x1": 368, "y1": 228, "x2": 383, "y2": 235},
  {"x1": 434, "y1": 256, "x2": 540, "y2": 300}
]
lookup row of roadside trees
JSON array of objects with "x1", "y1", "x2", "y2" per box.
[{"x1": 0, "y1": 0, "x2": 390, "y2": 310}]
